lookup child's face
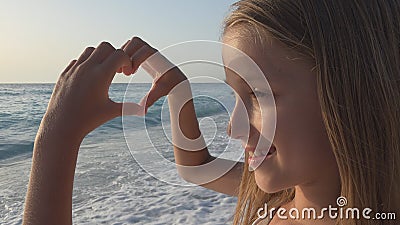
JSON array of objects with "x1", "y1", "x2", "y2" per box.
[{"x1": 223, "y1": 34, "x2": 339, "y2": 193}]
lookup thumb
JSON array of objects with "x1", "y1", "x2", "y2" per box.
[
  {"x1": 139, "y1": 85, "x2": 168, "y2": 112},
  {"x1": 108, "y1": 101, "x2": 145, "y2": 118}
]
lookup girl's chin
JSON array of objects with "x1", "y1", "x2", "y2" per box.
[
  {"x1": 253, "y1": 167, "x2": 285, "y2": 194},
  {"x1": 256, "y1": 182, "x2": 286, "y2": 194}
]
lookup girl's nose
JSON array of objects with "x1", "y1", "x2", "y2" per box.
[
  {"x1": 226, "y1": 121, "x2": 232, "y2": 137},
  {"x1": 227, "y1": 99, "x2": 249, "y2": 140}
]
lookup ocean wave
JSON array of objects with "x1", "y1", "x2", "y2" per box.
[
  {"x1": 0, "y1": 84, "x2": 232, "y2": 161},
  {"x1": 0, "y1": 142, "x2": 34, "y2": 161}
]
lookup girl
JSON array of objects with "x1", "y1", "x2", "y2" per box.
[
  {"x1": 23, "y1": 0, "x2": 399, "y2": 225},
  {"x1": 138, "y1": 1, "x2": 399, "y2": 224}
]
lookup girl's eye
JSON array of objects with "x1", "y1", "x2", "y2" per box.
[
  {"x1": 251, "y1": 89, "x2": 274, "y2": 99},
  {"x1": 253, "y1": 90, "x2": 269, "y2": 97}
]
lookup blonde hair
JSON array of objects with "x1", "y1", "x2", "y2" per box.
[{"x1": 223, "y1": 1, "x2": 400, "y2": 225}]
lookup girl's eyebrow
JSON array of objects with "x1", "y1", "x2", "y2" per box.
[
  {"x1": 225, "y1": 75, "x2": 254, "y2": 94},
  {"x1": 226, "y1": 74, "x2": 272, "y2": 91}
]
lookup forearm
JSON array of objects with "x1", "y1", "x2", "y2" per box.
[
  {"x1": 167, "y1": 80, "x2": 212, "y2": 166},
  {"x1": 22, "y1": 39, "x2": 137, "y2": 225},
  {"x1": 23, "y1": 124, "x2": 82, "y2": 225},
  {"x1": 167, "y1": 80, "x2": 243, "y2": 191}
]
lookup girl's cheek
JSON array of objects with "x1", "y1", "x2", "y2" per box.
[{"x1": 256, "y1": 96, "x2": 278, "y2": 138}]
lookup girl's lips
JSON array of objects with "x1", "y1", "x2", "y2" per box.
[
  {"x1": 245, "y1": 145, "x2": 276, "y2": 157},
  {"x1": 247, "y1": 146, "x2": 277, "y2": 171}
]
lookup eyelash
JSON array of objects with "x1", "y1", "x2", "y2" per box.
[
  {"x1": 251, "y1": 90, "x2": 274, "y2": 99},
  {"x1": 230, "y1": 90, "x2": 276, "y2": 103}
]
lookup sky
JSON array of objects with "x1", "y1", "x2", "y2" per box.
[{"x1": 0, "y1": 0, "x2": 237, "y2": 83}]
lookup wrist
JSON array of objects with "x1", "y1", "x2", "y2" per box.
[
  {"x1": 35, "y1": 129, "x2": 82, "y2": 150},
  {"x1": 38, "y1": 112, "x2": 85, "y2": 145},
  {"x1": 35, "y1": 120, "x2": 83, "y2": 156},
  {"x1": 168, "y1": 75, "x2": 191, "y2": 98}
]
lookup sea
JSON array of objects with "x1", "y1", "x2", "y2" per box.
[{"x1": 0, "y1": 83, "x2": 243, "y2": 225}]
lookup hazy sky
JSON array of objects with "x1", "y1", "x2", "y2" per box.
[{"x1": 0, "y1": 0, "x2": 237, "y2": 83}]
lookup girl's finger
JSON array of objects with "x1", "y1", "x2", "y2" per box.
[
  {"x1": 69, "y1": 47, "x2": 95, "y2": 72},
  {"x1": 120, "y1": 39, "x2": 130, "y2": 50},
  {"x1": 61, "y1": 59, "x2": 77, "y2": 75},
  {"x1": 101, "y1": 49, "x2": 132, "y2": 83},
  {"x1": 76, "y1": 47, "x2": 95, "y2": 65},
  {"x1": 123, "y1": 36, "x2": 147, "y2": 56},
  {"x1": 129, "y1": 44, "x2": 158, "y2": 75},
  {"x1": 117, "y1": 40, "x2": 131, "y2": 73},
  {"x1": 87, "y1": 42, "x2": 116, "y2": 64},
  {"x1": 122, "y1": 37, "x2": 148, "y2": 75}
]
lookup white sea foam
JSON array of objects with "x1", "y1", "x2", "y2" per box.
[
  {"x1": 1, "y1": 131, "x2": 239, "y2": 225},
  {"x1": 0, "y1": 84, "x2": 241, "y2": 224}
]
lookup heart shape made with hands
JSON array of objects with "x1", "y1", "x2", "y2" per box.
[{"x1": 122, "y1": 51, "x2": 177, "y2": 117}]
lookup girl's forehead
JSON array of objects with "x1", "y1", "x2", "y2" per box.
[
  {"x1": 222, "y1": 36, "x2": 316, "y2": 90},
  {"x1": 221, "y1": 38, "x2": 281, "y2": 90}
]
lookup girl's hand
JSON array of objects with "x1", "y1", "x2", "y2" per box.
[
  {"x1": 120, "y1": 37, "x2": 188, "y2": 113},
  {"x1": 40, "y1": 42, "x2": 142, "y2": 142}
]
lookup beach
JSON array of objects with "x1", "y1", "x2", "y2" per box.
[{"x1": 0, "y1": 83, "x2": 240, "y2": 225}]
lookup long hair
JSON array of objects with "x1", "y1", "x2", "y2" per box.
[{"x1": 223, "y1": 1, "x2": 400, "y2": 224}]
